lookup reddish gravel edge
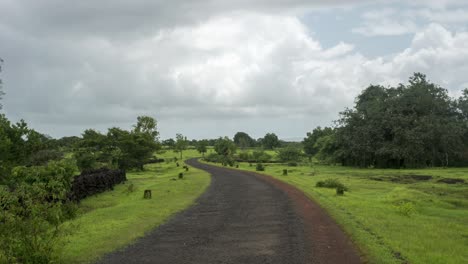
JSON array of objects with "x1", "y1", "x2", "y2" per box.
[{"x1": 242, "y1": 169, "x2": 363, "y2": 264}]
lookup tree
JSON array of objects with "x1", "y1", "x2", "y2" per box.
[
  {"x1": 214, "y1": 137, "x2": 236, "y2": 165},
  {"x1": 0, "y1": 160, "x2": 77, "y2": 263},
  {"x1": 174, "y1": 133, "x2": 188, "y2": 159},
  {"x1": 196, "y1": 139, "x2": 208, "y2": 157},
  {"x1": 277, "y1": 147, "x2": 302, "y2": 163},
  {"x1": 333, "y1": 73, "x2": 466, "y2": 168},
  {"x1": 134, "y1": 115, "x2": 159, "y2": 139},
  {"x1": 303, "y1": 127, "x2": 333, "y2": 160},
  {"x1": 233, "y1": 132, "x2": 254, "y2": 149},
  {"x1": 74, "y1": 116, "x2": 160, "y2": 171},
  {"x1": 162, "y1": 138, "x2": 175, "y2": 148},
  {"x1": 262, "y1": 133, "x2": 280, "y2": 149}
]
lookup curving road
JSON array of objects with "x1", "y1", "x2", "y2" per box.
[{"x1": 98, "y1": 159, "x2": 361, "y2": 264}]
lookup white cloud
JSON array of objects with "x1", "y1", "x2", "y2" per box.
[
  {"x1": 1, "y1": 1, "x2": 468, "y2": 138},
  {"x1": 352, "y1": 8, "x2": 419, "y2": 36}
]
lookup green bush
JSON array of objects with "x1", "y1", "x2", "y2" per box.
[
  {"x1": 0, "y1": 160, "x2": 77, "y2": 263},
  {"x1": 395, "y1": 201, "x2": 415, "y2": 217},
  {"x1": 204, "y1": 153, "x2": 221, "y2": 163},
  {"x1": 283, "y1": 169, "x2": 288, "y2": 176},
  {"x1": 316, "y1": 178, "x2": 348, "y2": 192},
  {"x1": 252, "y1": 151, "x2": 272, "y2": 163},
  {"x1": 238, "y1": 151, "x2": 251, "y2": 161},
  {"x1": 74, "y1": 150, "x2": 98, "y2": 171},
  {"x1": 336, "y1": 185, "x2": 346, "y2": 195},
  {"x1": 256, "y1": 163, "x2": 265, "y2": 171}
]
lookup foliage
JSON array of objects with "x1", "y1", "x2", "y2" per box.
[
  {"x1": 74, "y1": 116, "x2": 160, "y2": 171},
  {"x1": 395, "y1": 201, "x2": 415, "y2": 217},
  {"x1": 237, "y1": 151, "x2": 251, "y2": 161},
  {"x1": 204, "y1": 153, "x2": 222, "y2": 163},
  {"x1": 251, "y1": 150, "x2": 272, "y2": 163},
  {"x1": 233, "y1": 132, "x2": 255, "y2": 149},
  {"x1": 196, "y1": 139, "x2": 208, "y2": 156},
  {"x1": 315, "y1": 73, "x2": 468, "y2": 168},
  {"x1": 255, "y1": 163, "x2": 265, "y2": 171},
  {"x1": 162, "y1": 138, "x2": 175, "y2": 148},
  {"x1": 303, "y1": 127, "x2": 333, "y2": 159},
  {"x1": 316, "y1": 178, "x2": 348, "y2": 191},
  {"x1": 261, "y1": 133, "x2": 280, "y2": 149},
  {"x1": 277, "y1": 146, "x2": 302, "y2": 163},
  {"x1": 214, "y1": 137, "x2": 236, "y2": 158},
  {"x1": 0, "y1": 115, "x2": 56, "y2": 180},
  {"x1": 174, "y1": 133, "x2": 188, "y2": 159},
  {"x1": 0, "y1": 160, "x2": 77, "y2": 263}
]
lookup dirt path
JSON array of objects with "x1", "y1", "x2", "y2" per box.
[{"x1": 98, "y1": 159, "x2": 362, "y2": 264}]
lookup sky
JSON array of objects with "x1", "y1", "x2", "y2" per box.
[{"x1": 1, "y1": 0, "x2": 468, "y2": 141}]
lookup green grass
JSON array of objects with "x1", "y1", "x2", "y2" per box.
[
  {"x1": 59, "y1": 149, "x2": 209, "y2": 263},
  {"x1": 205, "y1": 160, "x2": 468, "y2": 264}
]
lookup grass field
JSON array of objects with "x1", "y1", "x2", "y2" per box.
[
  {"x1": 204, "y1": 160, "x2": 468, "y2": 264},
  {"x1": 59, "y1": 149, "x2": 210, "y2": 263}
]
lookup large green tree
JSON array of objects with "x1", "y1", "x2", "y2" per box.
[
  {"x1": 303, "y1": 127, "x2": 333, "y2": 160},
  {"x1": 74, "y1": 116, "x2": 160, "y2": 170},
  {"x1": 261, "y1": 133, "x2": 280, "y2": 149},
  {"x1": 233, "y1": 132, "x2": 255, "y2": 149},
  {"x1": 334, "y1": 73, "x2": 465, "y2": 168},
  {"x1": 196, "y1": 139, "x2": 208, "y2": 157}
]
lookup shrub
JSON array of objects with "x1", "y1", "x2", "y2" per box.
[
  {"x1": 336, "y1": 185, "x2": 346, "y2": 195},
  {"x1": 27, "y1": 149, "x2": 64, "y2": 166},
  {"x1": 205, "y1": 153, "x2": 222, "y2": 163},
  {"x1": 252, "y1": 150, "x2": 272, "y2": 163},
  {"x1": 178, "y1": 172, "x2": 184, "y2": 179},
  {"x1": 256, "y1": 163, "x2": 265, "y2": 171},
  {"x1": 238, "y1": 151, "x2": 251, "y2": 161},
  {"x1": 277, "y1": 147, "x2": 302, "y2": 164},
  {"x1": 283, "y1": 169, "x2": 288, "y2": 176},
  {"x1": 316, "y1": 178, "x2": 348, "y2": 192},
  {"x1": 0, "y1": 160, "x2": 77, "y2": 263},
  {"x1": 74, "y1": 150, "x2": 98, "y2": 171},
  {"x1": 395, "y1": 201, "x2": 415, "y2": 217}
]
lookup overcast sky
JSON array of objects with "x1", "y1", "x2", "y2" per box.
[{"x1": 1, "y1": 0, "x2": 468, "y2": 140}]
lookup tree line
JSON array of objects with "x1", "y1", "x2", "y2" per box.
[{"x1": 303, "y1": 73, "x2": 468, "y2": 168}]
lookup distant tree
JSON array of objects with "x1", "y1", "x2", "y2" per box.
[
  {"x1": 56, "y1": 136, "x2": 81, "y2": 149},
  {"x1": 277, "y1": 147, "x2": 302, "y2": 163},
  {"x1": 233, "y1": 132, "x2": 255, "y2": 149},
  {"x1": 174, "y1": 133, "x2": 188, "y2": 159},
  {"x1": 162, "y1": 138, "x2": 175, "y2": 148},
  {"x1": 196, "y1": 139, "x2": 208, "y2": 157},
  {"x1": 303, "y1": 127, "x2": 334, "y2": 160},
  {"x1": 214, "y1": 137, "x2": 236, "y2": 165},
  {"x1": 252, "y1": 150, "x2": 272, "y2": 163},
  {"x1": 262, "y1": 133, "x2": 280, "y2": 149},
  {"x1": 134, "y1": 115, "x2": 159, "y2": 139}
]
